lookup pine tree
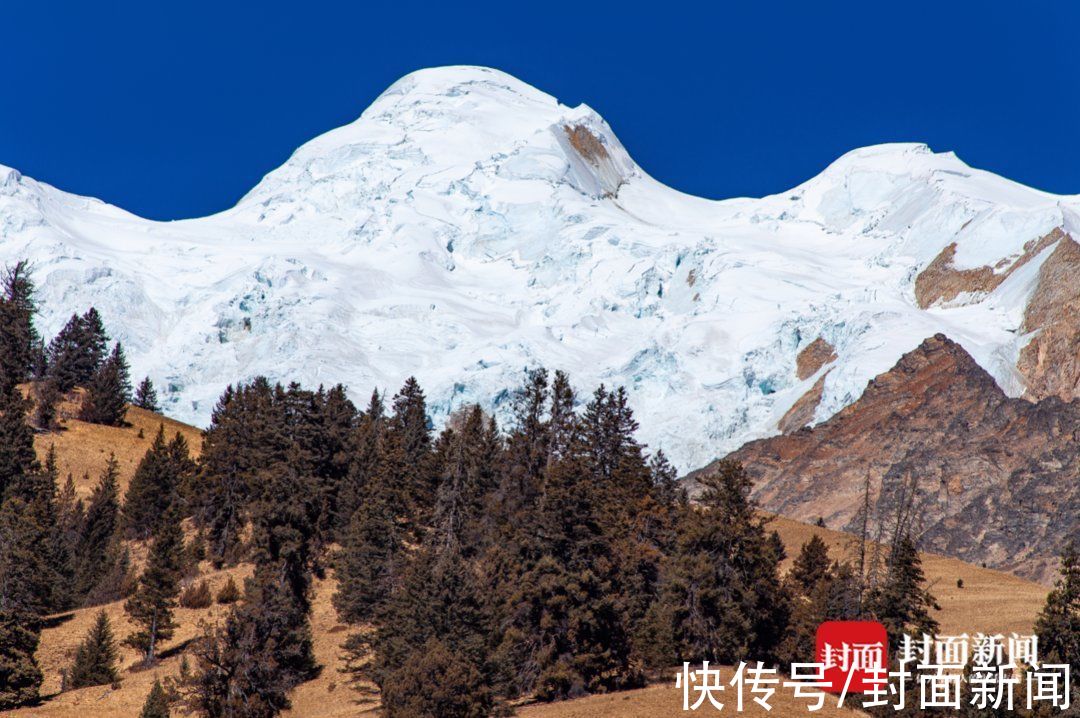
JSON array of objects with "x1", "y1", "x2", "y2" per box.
[
  {"x1": 332, "y1": 486, "x2": 401, "y2": 624},
  {"x1": 45, "y1": 308, "x2": 109, "y2": 393},
  {"x1": 1033, "y1": 541, "x2": 1079, "y2": 710},
  {"x1": 75, "y1": 458, "x2": 122, "y2": 602},
  {"x1": 653, "y1": 459, "x2": 790, "y2": 666},
  {"x1": 0, "y1": 387, "x2": 37, "y2": 501},
  {"x1": 134, "y1": 377, "x2": 160, "y2": 412},
  {"x1": 195, "y1": 380, "x2": 286, "y2": 567},
  {"x1": 31, "y1": 378, "x2": 60, "y2": 431},
  {"x1": 124, "y1": 425, "x2": 191, "y2": 539},
  {"x1": 69, "y1": 610, "x2": 120, "y2": 689},
  {"x1": 335, "y1": 390, "x2": 383, "y2": 539},
  {"x1": 868, "y1": 534, "x2": 939, "y2": 647},
  {"x1": 140, "y1": 678, "x2": 171, "y2": 718},
  {"x1": 791, "y1": 535, "x2": 833, "y2": 594},
  {"x1": 124, "y1": 503, "x2": 184, "y2": 665},
  {"x1": 79, "y1": 308, "x2": 109, "y2": 374},
  {"x1": 190, "y1": 459, "x2": 319, "y2": 718},
  {"x1": 381, "y1": 638, "x2": 493, "y2": 718},
  {"x1": 0, "y1": 261, "x2": 38, "y2": 394},
  {"x1": 0, "y1": 608, "x2": 43, "y2": 709},
  {"x1": 360, "y1": 544, "x2": 494, "y2": 700},
  {"x1": 389, "y1": 377, "x2": 434, "y2": 524},
  {"x1": 79, "y1": 342, "x2": 131, "y2": 426}
]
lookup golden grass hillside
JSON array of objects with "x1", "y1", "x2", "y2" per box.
[
  {"x1": 5, "y1": 406, "x2": 1051, "y2": 717},
  {"x1": 34, "y1": 400, "x2": 203, "y2": 498}
]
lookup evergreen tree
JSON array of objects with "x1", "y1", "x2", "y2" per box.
[
  {"x1": 68, "y1": 610, "x2": 120, "y2": 689},
  {"x1": 494, "y1": 441, "x2": 641, "y2": 700},
  {"x1": 75, "y1": 458, "x2": 122, "y2": 602},
  {"x1": 124, "y1": 425, "x2": 192, "y2": 539},
  {"x1": 381, "y1": 638, "x2": 494, "y2": 718},
  {"x1": 0, "y1": 387, "x2": 37, "y2": 501},
  {"x1": 134, "y1": 377, "x2": 160, "y2": 412},
  {"x1": 652, "y1": 459, "x2": 790, "y2": 666},
  {"x1": 868, "y1": 534, "x2": 939, "y2": 646},
  {"x1": 190, "y1": 459, "x2": 319, "y2": 718},
  {"x1": 1033, "y1": 541, "x2": 1079, "y2": 711},
  {"x1": 124, "y1": 503, "x2": 185, "y2": 665},
  {"x1": 140, "y1": 678, "x2": 171, "y2": 718},
  {"x1": 45, "y1": 308, "x2": 109, "y2": 393},
  {"x1": 31, "y1": 378, "x2": 60, "y2": 431},
  {"x1": 332, "y1": 486, "x2": 401, "y2": 624},
  {"x1": 195, "y1": 379, "x2": 287, "y2": 567},
  {"x1": 0, "y1": 608, "x2": 42, "y2": 709},
  {"x1": 335, "y1": 390, "x2": 384, "y2": 539},
  {"x1": 360, "y1": 544, "x2": 494, "y2": 701},
  {"x1": 0, "y1": 261, "x2": 38, "y2": 394},
  {"x1": 79, "y1": 308, "x2": 109, "y2": 374},
  {"x1": 791, "y1": 535, "x2": 832, "y2": 594},
  {"x1": 79, "y1": 342, "x2": 131, "y2": 426},
  {"x1": 389, "y1": 377, "x2": 434, "y2": 524}
]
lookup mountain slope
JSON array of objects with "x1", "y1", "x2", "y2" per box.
[
  {"x1": 3, "y1": 66, "x2": 1079, "y2": 470},
  {"x1": 698, "y1": 334, "x2": 1080, "y2": 584}
]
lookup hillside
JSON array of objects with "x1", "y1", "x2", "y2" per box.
[
  {"x1": 6, "y1": 408, "x2": 1048, "y2": 718},
  {"x1": 698, "y1": 334, "x2": 1080, "y2": 584},
  {"x1": 3, "y1": 66, "x2": 1080, "y2": 472}
]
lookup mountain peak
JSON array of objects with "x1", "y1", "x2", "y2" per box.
[{"x1": 3, "y1": 67, "x2": 1080, "y2": 471}]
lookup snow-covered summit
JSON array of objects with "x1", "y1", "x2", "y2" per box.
[{"x1": 2, "y1": 66, "x2": 1078, "y2": 470}]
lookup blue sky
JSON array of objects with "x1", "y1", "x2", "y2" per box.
[{"x1": 2, "y1": 1, "x2": 1076, "y2": 220}]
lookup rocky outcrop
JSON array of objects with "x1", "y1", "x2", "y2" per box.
[
  {"x1": 795, "y1": 338, "x2": 837, "y2": 380},
  {"x1": 1018, "y1": 234, "x2": 1080, "y2": 402},
  {"x1": 777, "y1": 373, "x2": 827, "y2": 434},
  {"x1": 692, "y1": 334, "x2": 1080, "y2": 584},
  {"x1": 914, "y1": 228, "x2": 1063, "y2": 309}
]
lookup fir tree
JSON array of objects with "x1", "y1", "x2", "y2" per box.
[
  {"x1": 653, "y1": 459, "x2": 790, "y2": 666},
  {"x1": 0, "y1": 608, "x2": 43, "y2": 709},
  {"x1": 68, "y1": 610, "x2": 120, "y2": 689},
  {"x1": 134, "y1": 377, "x2": 160, "y2": 412},
  {"x1": 868, "y1": 534, "x2": 939, "y2": 647},
  {"x1": 332, "y1": 486, "x2": 401, "y2": 624},
  {"x1": 0, "y1": 387, "x2": 37, "y2": 501},
  {"x1": 1032, "y1": 541, "x2": 1079, "y2": 711},
  {"x1": 124, "y1": 503, "x2": 185, "y2": 665},
  {"x1": 75, "y1": 458, "x2": 122, "y2": 602},
  {"x1": 381, "y1": 638, "x2": 493, "y2": 718},
  {"x1": 31, "y1": 378, "x2": 60, "y2": 431},
  {"x1": 124, "y1": 425, "x2": 191, "y2": 539},
  {"x1": 335, "y1": 390, "x2": 384, "y2": 539},
  {"x1": 361, "y1": 544, "x2": 494, "y2": 701},
  {"x1": 79, "y1": 342, "x2": 131, "y2": 426},
  {"x1": 190, "y1": 459, "x2": 319, "y2": 717},
  {"x1": 791, "y1": 535, "x2": 833, "y2": 594},
  {"x1": 0, "y1": 261, "x2": 38, "y2": 394},
  {"x1": 45, "y1": 308, "x2": 109, "y2": 393},
  {"x1": 140, "y1": 678, "x2": 171, "y2": 718},
  {"x1": 389, "y1": 377, "x2": 434, "y2": 523},
  {"x1": 195, "y1": 379, "x2": 286, "y2": 567}
]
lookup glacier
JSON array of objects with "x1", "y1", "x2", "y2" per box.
[{"x1": 2, "y1": 65, "x2": 1078, "y2": 471}]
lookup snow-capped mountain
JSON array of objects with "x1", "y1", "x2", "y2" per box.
[{"x1": 3, "y1": 66, "x2": 1078, "y2": 471}]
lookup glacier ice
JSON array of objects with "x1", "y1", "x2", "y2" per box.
[{"x1": 1, "y1": 66, "x2": 1077, "y2": 472}]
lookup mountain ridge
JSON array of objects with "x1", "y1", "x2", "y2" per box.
[{"x1": 3, "y1": 65, "x2": 1079, "y2": 470}]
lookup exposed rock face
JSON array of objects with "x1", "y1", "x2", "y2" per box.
[
  {"x1": 914, "y1": 229, "x2": 1063, "y2": 309},
  {"x1": 693, "y1": 334, "x2": 1080, "y2": 584},
  {"x1": 795, "y1": 338, "x2": 837, "y2": 381},
  {"x1": 1018, "y1": 235, "x2": 1080, "y2": 402},
  {"x1": 777, "y1": 373, "x2": 827, "y2": 434}
]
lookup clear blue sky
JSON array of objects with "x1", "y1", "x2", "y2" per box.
[{"x1": 2, "y1": 1, "x2": 1076, "y2": 220}]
